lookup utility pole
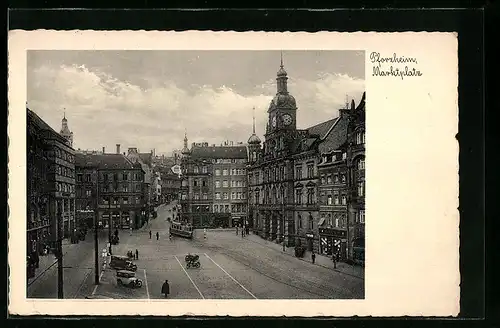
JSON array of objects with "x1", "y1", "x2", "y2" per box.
[
  {"x1": 57, "y1": 211, "x2": 64, "y2": 299},
  {"x1": 108, "y1": 193, "x2": 112, "y2": 255},
  {"x1": 94, "y1": 168, "x2": 99, "y2": 285}
]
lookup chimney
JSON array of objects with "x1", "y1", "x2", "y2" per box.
[
  {"x1": 102, "y1": 147, "x2": 105, "y2": 154},
  {"x1": 116, "y1": 144, "x2": 120, "y2": 154}
]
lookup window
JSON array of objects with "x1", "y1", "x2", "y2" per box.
[
  {"x1": 202, "y1": 180, "x2": 206, "y2": 187},
  {"x1": 231, "y1": 180, "x2": 236, "y2": 187},
  {"x1": 123, "y1": 184, "x2": 128, "y2": 192},
  {"x1": 298, "y1": 215, "x2": 302, "y2": 229},
  {"x1": 334, "y1": 196, "x2": 339, "y2": 205},
  {"x1": 86, "y1": 190, "x2": 92, "y2": 197},
  {"x1": 327, "y1": 195, "x2": 332, "y2": 205},
  {"x1": 358, "y1": 158, "x2": 365, "y2": 170},
  {"x1": 202, "y1": 166, "x2": 207, "y2": 173},
  {"x1": 295, "y1": 166, "x2": 302, "y2": 179},
  {"x1": 231, "y1": 204, "x2": 236, "y2": 212},
  {"x1": 341, "y1": 195, "x2": 347, "y2": 205},
  {"x1": 327, "y1": 213, "x2": 332, "y2": 226},
  {"x1": 308, "y1": 216, "x2": 314, "y2": 230},
  {"x1": 215, "y1": 169, "x2": 221, "y2": 176},
  {"x1": 231, "y1": 192, "x2": 236, "y2": 200},
  {"x1": 223, "y1": 169, "x2": 228, "y2": 176},
  {"x1": 356, "y1": 131, "x2": 366, "y2": 145},
  {"x1": 122, "y1": 173, "x2": 128, "y2": 180},
  {"x1": 194, "y1": 194, "x2": 200, "y2": 200},
  {"x1": 335, "y1": 217, "x2": 339, "y2": 228},
  {"x1": 295, "y1": 189, "x2": 302, "y2": 205},
  {"x1": 341, "y1": 174, "x2": 346, "y2": 183},
  {"x1": 321, "y1": 175, "x2": 326, "y2": 184},
  {"x1": 202, "y1": 193, "x2": 208, "y2": 200},
  {"x1": 255, "y1": 190, "x2": 260, "y2": 204},
  {"x1": 342, "y1": 152, "x2": 347, "y2": 160},
  {"x1": 225, "y1": 205, "x2": 230, "y2": 213},
  {"x1": 215, "y1": 192, "x2": 221, "y2": 200},
  {"x1": 223, "y1": 180, "x2": 228, "y2": 188},
  {"x1": 307, "y1": 164, "x2": 314, "y2": 178},
  {"x1": 237, "y1": 192, "x2": 242, "y2": 200},
  {"x1": 307, "y1": 188, "x2": 315, "y2": 204},
  {"x1": 359, "y1": 210, "x2": 365, "y2": 223},
  {"x1": 231, "y1": 169, "x2": 236, "y2": 175},
  {"x1": 123, "y1": 197, "x2": 129, "y2": 204},
  {"x1": 136, "y1": 184, "x2": 141, "y2": 192},
  {"x1": 214, "y1": 205, "x2": 218, "y2": 213},
  {"x1": 242, "y1": 192, "x2": 246, "y2": 199},
  {"x1": 77, "y1": 174, "x2": 83, "y2": 182},
  {"x1": 215, "y1": 180, "x2": 221, "y2": 188},
  {"x1": 223, "y1": 192, "x2": 229, "y2": 200},
  {"x1": 193, "y1": 166, "x2": 199, "y2": 173},
  {"x1": 194, "y1": 179, "x2": 198, "y2": 187},
  {"x1": 357, "y1": 181, "x2": 365, "y2": 197}
]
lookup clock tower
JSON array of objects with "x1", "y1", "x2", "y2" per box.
[{"x1": 264, "y1": 53, "x2": 298, "y2": 157}]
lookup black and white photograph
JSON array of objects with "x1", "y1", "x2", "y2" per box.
[
  {"x1": 9, "y1": 31, "x2": 459, "y2": 317},
  {"x1": 25, "y1": 50, "x2": 365, "y2": 300}
]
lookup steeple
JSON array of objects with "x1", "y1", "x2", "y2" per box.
[
  {"x1": 60, "y1": 109, "x2": 73, "y2": 147},
  {"x1": 181, "y1": 128, "x2": 190, "y2": 156},
  {"x1": 276, "y1": 51, "x2": 288, "y2": 94},
  {"x1": 248, "y1": 106, "x2": 262, "y2": 145}
]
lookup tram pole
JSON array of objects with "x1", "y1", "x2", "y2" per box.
[{"x1": 94, "y1": 170, "x2": 99, "y2": 285}]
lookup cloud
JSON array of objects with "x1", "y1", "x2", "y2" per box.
[{"x1": 28, "y1": 64, "x2": 364, "y2": 155}]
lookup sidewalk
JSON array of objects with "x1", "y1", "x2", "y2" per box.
[
  {"x1": 244, "y1": 232, "x2": 364, "y2": 279},
  {"x1": 27, "y1": 237, "x2": 96, "y2": 287}
]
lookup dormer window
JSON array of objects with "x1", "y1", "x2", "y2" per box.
[{"x1": 342, "y1": 152, "x2": 347, "y2": 160}]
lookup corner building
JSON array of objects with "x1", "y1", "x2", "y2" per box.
[
  {"x1": 180, "y1": 137, "x2": 248, "y2": 228},
  {"x1": 247, "y1": 58, "x2": 365, "y2": 260}
]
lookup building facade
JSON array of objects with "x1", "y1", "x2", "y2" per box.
[
  {"x1": 75, "y1": 151, "x2": 146, "y2": 230},
  {"x1": 27, "y1": 108, "x2": 76, "y2": 277},
  {"x1": 247, "y1": 57, "x2": 366, "y2": 259},
  {"x1": 179, "y1": 137, "x2": 248, "y2": 228}
]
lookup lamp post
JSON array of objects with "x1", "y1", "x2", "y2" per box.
[{"x1": 108, "y1": 194, "x2": 112, "y2": 256}]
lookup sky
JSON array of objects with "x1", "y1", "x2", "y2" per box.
[{"x1": 27, "y1": 50, "x2": 365, "y2": 155}]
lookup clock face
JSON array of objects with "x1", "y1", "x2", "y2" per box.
[
  {"x1": 283, "y1": 114, "x2": 293, "y2": 126},
  {"x1": 271, "y1": 116, "x2": 277, "y2": 128}
]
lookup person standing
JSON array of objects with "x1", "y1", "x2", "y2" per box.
[
  {"x1": 311, "y1": 252, "x2": 316, "y2": 264},
  {"x1": 135, "y1": 249, "x2": 139, "y2": 260},
  {"x1": 161, "y1": 279, "x2": 170, "y2": 298},
  {"x1": 235, "y1": 225, "x2": 239, "y2": 235},
  {"x1": 149, "y1": 230, "x2": 152, "y2": 239},
  {"x1": 156, "y1": 232, "x2": 159, "y2": 240}
]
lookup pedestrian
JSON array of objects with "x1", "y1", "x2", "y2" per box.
[
  {"x1": 135, "y1": 249, "x2": 139, "y2": 260},
  {"x1": 246, "y1": 226, "x2": 249, "y2": 235},
  {"x1": 312, "y1": 252, "x2": 316, "y2": 264},
  {"x1": 235, "y1": 225, "x2": 238, "y2": 235},
  {"x1": 161, "y1": 279, "x2": 170, "y2": 298},
  {"x1": 241, "y1": 229, "x2": 244, "y2": 238},
  {"x1": 156, "y1": 232, "x2": 159, "y2": 240},
  {"x1": 204, "y1": 228, "x2": 207, "y2": 239},
  {"x1": 149, "y1": 230, "x2": 152, "y2": 239}
]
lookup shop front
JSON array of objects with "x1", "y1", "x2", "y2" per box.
[
  {"x1": 319, "y1": 227, "x2": 347, "y2": 260},
  {"x1": 121, "y1": 211, "x2": 130, "y2": 229}
]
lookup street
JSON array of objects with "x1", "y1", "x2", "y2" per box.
[{"x1": 28, "y1": 201, "x2": 364, "y2": 299}]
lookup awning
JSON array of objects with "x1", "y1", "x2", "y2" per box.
[{"x1": 318, "y1": 217, "x2": 326, "y2": 227}]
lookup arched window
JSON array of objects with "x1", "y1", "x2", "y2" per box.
[{"x1": 357, "y1": 158, "x2": 365, "y2": 170}]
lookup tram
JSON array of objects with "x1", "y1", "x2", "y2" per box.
[{"x1": 170, "y1": 221, "x2": 193, "y2": 239}]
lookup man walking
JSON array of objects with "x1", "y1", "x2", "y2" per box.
[
  {"x1": 135, "y1": 249, "x2": 139, "y2": 260},
  {"x1": 311, "y1": 252, "x2": 316, "y2": 264},
  {"x1": 235, "y1": 225, "x2": 238, "y2": 235},
  {"x1": 156, "y1": 232, "x2": 159, "y2": 240},
  {"x1": 161, "y1": 279, "x2": 170, "y2": 298},
  {"x1": 149, "y1": 230, "x2": 152, "y2": 239}
]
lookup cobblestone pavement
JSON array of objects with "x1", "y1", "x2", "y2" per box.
[{"x1": 90, "y1": 202, "x2": 364, "y2": 300}]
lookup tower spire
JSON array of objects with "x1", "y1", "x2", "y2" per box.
[
  {"x1": 280, "y1": 50, "x2": 284, "y2": 68},
  {"x1": 252, "y1": 106, "x2": 256, "y2": 134}
]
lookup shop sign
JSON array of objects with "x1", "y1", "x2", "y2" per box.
[
  {"x1": 319, "y1": 228, "x2": 346, "y2": 239},
  {"x1": 306, "y1": 233, "x2": 314, "y2": 238}
]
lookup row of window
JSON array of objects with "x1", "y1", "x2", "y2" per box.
[
  {"x1": 214, "y1": 180, "x2": 246, "y2": 188},
  {"x1": 100, "y1": 196, "x2": 142, "y2": 205},
  {"x1": 214, "y1": 192, "x2": 246, "y2": 200},
  {"x1": 192, "y1": 166, "x2": 208, "y2": 174},
  {"x1": 55, "y1": 164, "x2": 75, "y2": 179},
  {"x1": 214, "y1": 168, "x2": 246, "y2": 176},
  {"x1": 57, "y1": 182, "x2": 74, "y2": 193},
  {"x1": 97, "y1": 172, "x2": 143, "y2": 181},
  {"x1": 213, "y1": 203, "x2": 246, "y2": 213},
  {"x1": 214, "y1": 158, "x2": 246, "y2": 164},
  {"x1": 193, "y1": 179, "x2": 208, "y2": 187},
  {"x1": 320, "y1": 212, "x2": 347, "y2": 229},
  {"x1": 248, "y1": 158, "x2": 365, "y2": 185},
  {"x1": 356, "y1": 131, "x2": 366, "y2": 145},
  {"x1": 48, "y1": 147, "x2": 75, "y2": 163},
  {"x1": 99, "y1": 183, "x2": 143, "y2": 193},
  {"x1": 321, "y1": 173, "x2": 346, "y2": 185},
  {"x1": 320, "y1": 152, "x2": 348, "y2": 164}
]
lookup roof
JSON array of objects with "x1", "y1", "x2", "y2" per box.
[
  {"x1": 318, "y1": 114, "x2": 349, "y2": 154},
  {"x1": 306, "y1": 117, "x2": 338, "y2": 139},
  {"x1": 75, "y1": 153, "x2": 143, "y2": 170},
  {"x1": 138, "y1": 153, "x2": 153, "y2": 165},
  {"x1": 27, "y1": 108, "x2": 67, "y2": 143},
  {"x1": 190, "y1": 145, "x2": 248, "y2": 159}
]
